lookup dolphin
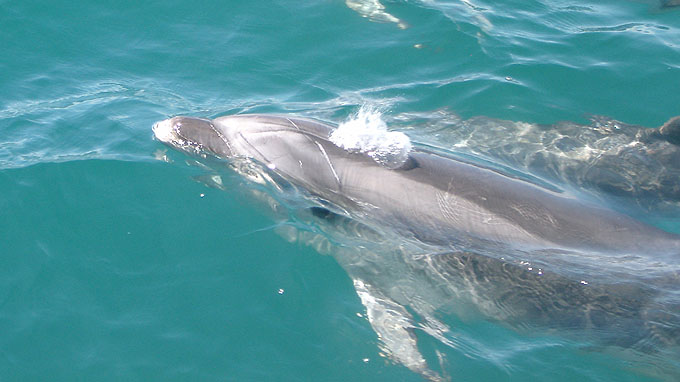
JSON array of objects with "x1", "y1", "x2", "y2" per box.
[
  {"x1": 153, "y1": 114, "x2": 680, "y2": 379},
  {"x1": 153, "y1": 114, "x2": 680, "y2": 267},
  {"x1": 391, "y1": 111, "x2": 680, "y2": 210}
]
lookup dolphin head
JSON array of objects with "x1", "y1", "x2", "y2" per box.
[
  {"x1": 153, "y1": 114, "x2": 353, "y2": 193},
  {"x1": 153, "y1": 116, "x2": 233, "y2": 158},
  {"x1": 153, "y1": 114, "x2": 338, "y2": 162}
]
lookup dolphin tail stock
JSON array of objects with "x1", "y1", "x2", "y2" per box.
[
  {"x1": 583, "y1": 114, "x2": 680, "y2": 146},
  {"x1": 657, "y1": 116, "x2": 680, "y2": 145},
  {"x1": 637, "y1": 115, "x2": 680, "y2": 146}
]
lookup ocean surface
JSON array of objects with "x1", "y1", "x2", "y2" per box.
[{"x1": 2, "y1": 0, "x2": 680, "y2": 380}]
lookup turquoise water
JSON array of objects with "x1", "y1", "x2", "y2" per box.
[{"x1": 2, "y1": 0, "x2": 680, "y2": 380}]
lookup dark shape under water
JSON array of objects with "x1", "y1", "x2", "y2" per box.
[{"x1": 662, "y1": 0, "x2": 680, "y2": 8}]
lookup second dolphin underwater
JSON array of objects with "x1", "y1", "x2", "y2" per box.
[{"x1": 153, "y1": 114, "x2": 680, "y2": 379}]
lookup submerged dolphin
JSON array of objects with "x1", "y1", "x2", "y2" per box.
[
  {"x1": 392, "y1": 111, "x2": 680, "y2": 210},
  {"x1": 153, "y1": 114, "x2": 680, "y2": 265},
  {"x1": 153, "y1": 114, "x2": 680, "y2": 379}
]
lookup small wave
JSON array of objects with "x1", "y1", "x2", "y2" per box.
[{"x1": 329, "y1": 107, "x2": 412, "y2": 169}]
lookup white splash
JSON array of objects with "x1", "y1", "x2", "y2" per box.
[{"x1": 330, "y1": 107, "x2": 412, "y2": 169}]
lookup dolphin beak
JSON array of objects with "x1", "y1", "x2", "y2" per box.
[{"x1": 152, "y1": 118, "x2": 176, "y2": 144}]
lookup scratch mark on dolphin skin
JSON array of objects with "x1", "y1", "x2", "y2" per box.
[
  {"x1": 287, "y1": 118, "x2": 301, "y2": 131},
  {"x1": 238, "y1": 132, "x2": 271, "y2": 163},
  {"x1": 209, "y1": 121, "x2": 233, "y2": 154},
  {"x1": 284, "y1": 117, "x2": 341, "y2": 189},
  {"x1": 315, "y1": 141, "x2": 341, "y2": 189}
]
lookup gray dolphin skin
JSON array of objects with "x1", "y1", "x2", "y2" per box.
[
  {"x1": 153, "y1": 114, "x2": 680, "y2": 261},
  {"x1": 153, "y1": 114, "x2": 680, "y2": 380}
]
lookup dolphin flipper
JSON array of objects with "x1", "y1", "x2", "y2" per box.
[{"x1": 353, "y1": 279, "x2": 444, "y2": 381}]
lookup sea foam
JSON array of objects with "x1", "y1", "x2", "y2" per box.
[{"x1": 329, "y1": 107, "x2": 412, "y2": 169}]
